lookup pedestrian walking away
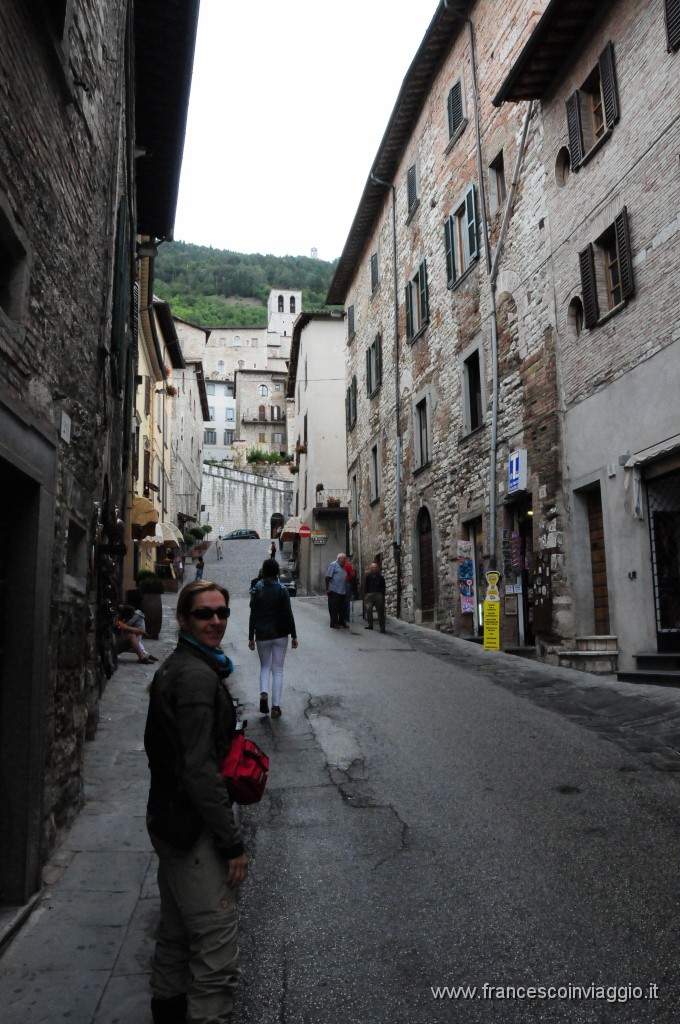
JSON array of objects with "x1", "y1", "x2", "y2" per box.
[
  {"x1": 325, "y1": 552, "x2": 349, "y2": 628},
  {"x1": 364, "y1": 561, "x2": 387, "y2": 632},
  {"x1": 249, "y1": 558, "x2": 298, "y2": 718},
  {"x1": 215, "y1": 536, "x2": 223, "y2": 560},
  {"x1": 194, "y1": 554, "x2": 204, "y2": 580},
  {"x1": 144, "y1": 580, "x2": 248, "y2": 1024},
  {"x1": 270, "y1": 540, "x2": 276, "y2": 559}
]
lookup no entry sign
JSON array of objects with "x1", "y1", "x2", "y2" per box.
[{"x1": 299, "y1": 524, "x2": 311, "y2": 538}]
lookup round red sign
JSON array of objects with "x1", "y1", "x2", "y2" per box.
[{"x1": 299, "y1": 524, "x2": 312, "y2": 538}]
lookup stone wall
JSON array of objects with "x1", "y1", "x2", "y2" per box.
[
  {"x1": 201, "y1": 464, "x2": 293, "y2": 540},
  {"x1": 0, "y1": 1, "x2": 133, "y2": 898}
]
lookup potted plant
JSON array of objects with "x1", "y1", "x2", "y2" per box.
[
  {"x1": 316, "y1": 483, "x2": 325, "y2": 507},
  {"x1": 165, "y1": 384, "x2": 177, "y2": 397},
  {"x1": 327, "y1": 496, "x2": 341, "y2": 508},
  {"x1": 289, "y1": 464, "x2": 299, "y2": 474},
  {"x1": 135, "y1": 571, "x2": 165, "y2": 639}
]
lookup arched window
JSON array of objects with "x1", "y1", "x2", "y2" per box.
[
  {"x1": 258, "y1": 384, "x2": 269, "y2": 397},
  {"x1": 278, "y1": 295, "x2": 284, "y2": 312},
  {"x1": 258, "y1": 405, "x2": 266, "y2": 421},
  {"x1": 290, "y1": 296, "x2": 296, "y2": 314}
]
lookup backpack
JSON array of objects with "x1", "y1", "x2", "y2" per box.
[{"x1": 220, "y1": 729, "x2": 269, "y2": 804}]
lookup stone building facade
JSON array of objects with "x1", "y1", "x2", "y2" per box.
[
  {"x1": 494, "y1": 0, "x2": 680, "y2": 673},
  {"x1": 328, "y1": 0, "x2": 679, "y2": 672},
  {"x1": 286, "y1": 312, "x2": 349, "y2": 595},
  {"x1": 329, "y1": 0, "x2": 558, "y2": 646},
  {"x1": 0, "y1": 0, "x2": 199, "y2": 906}
]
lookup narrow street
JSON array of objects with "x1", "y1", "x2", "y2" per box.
[{"x1": 2, "y1": 541, "x2": 680, "y2": 1022}]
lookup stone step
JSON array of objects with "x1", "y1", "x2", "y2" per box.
[
  {"x1": 558, "y1": 650, "x2": 618, "y2": 674},
  {"x1": 617, "y1": 669, "x2": 680, "y2": 688},
  {"x1": 634, "y1": 652, "x2": 680, "y2": 672},
  {"x1": 575, "y1": 635, "x2": 618, "y2": 652}
]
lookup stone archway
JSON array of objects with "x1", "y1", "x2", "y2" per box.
[{"x1": 416, "y1": 506, "x2": 436, "y2": 622}]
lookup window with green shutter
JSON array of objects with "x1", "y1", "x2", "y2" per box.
[
  {"x1": 405, "y1": 261, "x2": 429, "y2": 340},
  {"x1": 447, "y1": 80, "x2": 465, "y2": 140},
  {"x1": 444, "y1": 185, "x2": 478, "y2": 286},
  {"x1": 366, "y1": 334, "x2": 382, "y2": 396}
]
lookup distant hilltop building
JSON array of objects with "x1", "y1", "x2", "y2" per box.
[{"x1": 311, "y1": 247, "x2": 318, "y2": 259}]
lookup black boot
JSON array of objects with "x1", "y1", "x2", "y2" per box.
[{"x1": 151, "y1": 994, "x2": 187, "y2": 1024}]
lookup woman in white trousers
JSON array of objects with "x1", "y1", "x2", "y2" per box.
[{"x1": 248, "y1": 559, "x2": 298, "y2": 718}]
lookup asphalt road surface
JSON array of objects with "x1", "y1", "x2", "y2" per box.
[{"x1": 214, "y1": 584, "x2": 680, "y2": 1024}]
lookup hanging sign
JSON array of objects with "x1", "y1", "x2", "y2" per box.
[{"x1": 508, "y1": 449, "x2": 528, "y2": 494}]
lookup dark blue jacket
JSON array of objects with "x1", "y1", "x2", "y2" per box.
[{"x1": 249, "y1": 579, "x2": 297, "y2": 642}]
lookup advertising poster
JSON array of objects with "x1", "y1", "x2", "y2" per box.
[{"x1": 457, "y1": 540, "x2": 474, "y2": 614}]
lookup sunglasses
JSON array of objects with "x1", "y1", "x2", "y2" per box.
[{"x1": 190, "y1": 606, "x2": 230, "y2": 621}]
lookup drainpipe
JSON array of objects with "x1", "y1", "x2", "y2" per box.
[{"x1": 370, "y1": 172, "x2": 402, "y2": 617}]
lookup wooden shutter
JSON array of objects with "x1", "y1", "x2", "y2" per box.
[
  {"x1": 376, "y1": 333, "x2": 382, "y2": 387},
  {"x1": 614, "y1": 207, "x2": 634, "y2": 301},
  {"x1": 579, "y1": 244, "x2": 600, "y2": 327},
  {"x1": 351, "y1": 376, "x2": 357, "y2": 426},
  {"x1": 566, "y1": 92, "x2": 584, "y2": 170},
  {"x1": 447, "y1": 81, "x2": 463, "y2": 138},
  {"x1": 598, "y1": 41, "x2": 619, "y2": 129},
  {"x1": 407, "y1": 164, "x2": 417, "y2": 211},
  {"x1": 143, "y1": 449, "x2": 151, "y2": 492},
  {"x1": 345, "y1": 387, "x2": 350, "y2": 429},
  {"x1": 366, "y1": 345, "x2": 372, "y2": 395},
  {"x1": 347, "y1": 304, "x2": 355, "y2": 338},
  {"x1": 405, "y1": 284, "x2": 413, "y2": 339},
  {"x1": 370, "y1": 252, "x2": 378, "y2": 291},
  {"x1": 444, "y1": 216, "x2": 455, "y2": 286},
  {"x1": 110, "y1": 197, "x2": 129, "y2": 388},
  {"x1": 144, "y1": 376, "x2": 151, "y2": 415},
  {"x1": 419, "y1": 261, "x2": 429, "y2": 324},
  {"x1": 465, "y1": 186, "x2": 478, "y2": 262},
  {"x1": 667, "y1": 0, "x2": 680, "y2": 50}
]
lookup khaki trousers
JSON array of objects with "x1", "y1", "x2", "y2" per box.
[{"x1": 149, "y1": 829, "x2": 240, "y2": 1024}]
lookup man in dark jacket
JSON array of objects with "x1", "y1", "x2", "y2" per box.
[
  {"x1": 364, "y1": 561, "x2": 387, "y2": 632},
  {"x1": 145, "y1": 580, "x2": 247, "y2": 1024}
]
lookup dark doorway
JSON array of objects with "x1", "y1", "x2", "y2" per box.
[
  {"x1": 417, "y1": 507, "x2": 435, "y2": 621},
  {"x1": 647, "y1": 470, "x2": 680, "y2": 651},
  {"x1": 0, "y1": 459, "x2": 44, "y2": 904},
  {"x1": 587, "y1": 486, "x2": 611, "y2": 635}
]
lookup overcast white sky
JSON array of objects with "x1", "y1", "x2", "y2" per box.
[{"x1": 173, "y1": 0, "x2": 438, "y2": 261}]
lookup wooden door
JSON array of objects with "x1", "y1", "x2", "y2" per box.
[
  {"x1": 587, "y1": 488, "x2": 610, "y2": 634},
  {"x1": 418, "y1": 508, "x2": 435, "y2": 620}
]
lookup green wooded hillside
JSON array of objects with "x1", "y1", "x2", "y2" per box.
[{"x1": 153, "y1": 241, "x2": 338, "y2": 327}]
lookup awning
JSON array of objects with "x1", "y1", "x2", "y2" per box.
[
  {"x1": 623, "y1": 434, "x2": 680, "y2": 520},
  {"x1": 279, "y1": 516, "x2": 302, "y2": 542},
  {"x1": 143, "y1": 521, "x2": 184, "y2": 547},
  {"x1": 624, "y1": 434, "x2": 680, "y2": 470},
  {"x1": 130, "y1": 495, "x2": 159, "y2": 540}
]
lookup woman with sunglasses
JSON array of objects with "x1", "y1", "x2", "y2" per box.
[
  {"x1": 144, "y1": 580, "x2": 248, "y2": 1024},
  {"x1": 248, "y1": 558, "x2": 298, "y2": 718}
]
